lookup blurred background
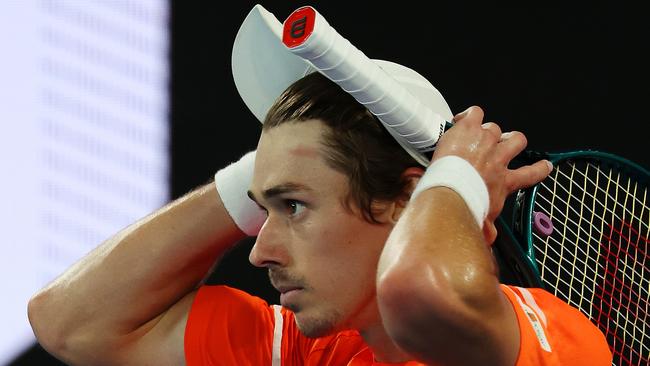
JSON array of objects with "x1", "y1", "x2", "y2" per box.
[{"x1": 1, "y1": 1, "x2": 646, "y2": 365}]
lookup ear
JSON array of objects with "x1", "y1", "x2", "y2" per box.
[{"x1": 371, "y1": 167, "x2": 425, "y2": 224}]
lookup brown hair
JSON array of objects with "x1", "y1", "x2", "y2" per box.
[{"x1": 263, "y1": 72, "x2": 420, "y2": 223}]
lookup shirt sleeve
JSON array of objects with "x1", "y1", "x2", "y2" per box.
[
  {"x1": 184, "y1": 285, "x2": 275, "y2": 366},
  {"x1": 501, "y1": 285, "x2": 613, "y2": 366}
]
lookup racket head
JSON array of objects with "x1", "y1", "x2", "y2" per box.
[{"x1": 498, "y1": 149, "x2": 650, "y2": 365}]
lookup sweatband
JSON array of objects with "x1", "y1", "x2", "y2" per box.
[
  {"x1": 410, "y1": 155, "x2": 489, "y2": 227},
  {"x1": 214, "y1": 151, "x2": 266, "y2": 236}
]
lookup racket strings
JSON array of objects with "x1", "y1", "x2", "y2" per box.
[
  {"x1": 531, "y1": 224, "x2": 650, "y2": 349},
  {"x1": 534, "y1": 191, "x2": 650, "y2": 290},
  {"x1": 532, "y1": 159, "x2": 649, "y2": 365},
  {"x1": 539, "y1": 162, "x2": 650, "y2": 234},
  {"x1": 533, "y1": 228, "x2": 649, "y2": 347},
  {"x1": 533, "y1": 189, "x2": 650, "y2": 301},
  {"x1": 535, "y1": 164, "x2": 650, "y2": 285}
]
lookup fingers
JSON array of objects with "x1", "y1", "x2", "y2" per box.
[
  {"x1": 483, "y1": 221, "x2": 498, "y2": 246},
  {"x1": 507, "y1": 160, "x2": 554, "y2": 191},
  {"x1": 495, "y1": 131, "x2": 527, "y2": 165},
  {"x1": 481, "y1": 122, "x2": 502, "y2": 141},
  {"x1": 454, "y1": 107, "x2": 502, "y2": 139},
  {"x1": 453, "y1": 106, "x2": 484, "y2": 126}
]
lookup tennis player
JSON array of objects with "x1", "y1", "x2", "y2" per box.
[{"x1": 28, "y1": 5, "x2": 612, "y2": 365}]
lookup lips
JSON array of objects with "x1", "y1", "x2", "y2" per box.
[
  {"x1": 275, "y1": 284, "x2": 303, "y2": 294},
  {"x1": 276, "y1": 285, "x2": 303, "y2": 307},
  {"x1": 269, "y1": 269, "x2": 305, "y2": 306},
  {"x1": 280, "y1": 288, "x2": 302, "y2": 311}
]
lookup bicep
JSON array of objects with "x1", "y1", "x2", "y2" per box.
[
  {"x1": 379, "y1": 269, "x2": 520, "y2": 366},
  {"x1": 425, "y1": 289, "x2": 520, "y2": 365},
  {"x1": 115, "y1": 290, "x2": 197, "y2": 366},
  {"x1": 434, "y1": 291, "x2": 520, "y2": 366},
  {"x1": 378, "y1": 194, "x2": 521, "y2": 364}
]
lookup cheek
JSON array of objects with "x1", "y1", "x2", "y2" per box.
[
  {"x1": 309, "y1": 213, "x2": 369, "y2": 257},
  {"x1": 304, "y1": 215, "x2": 387, "y2": 286}
]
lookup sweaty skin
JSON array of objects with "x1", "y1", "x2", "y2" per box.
[
  {"x1": 28, "y1": 105, "x2": 551, "y2": 365},
  {"x1": 377, "y1": 106, "x2": 553, "y2": 365},
  {"x1": 28, "y1": 183, "x2": 246, "y2": 365},
  {"x1": 249, "y1": 120, "x2": 410, "y2": 361}
]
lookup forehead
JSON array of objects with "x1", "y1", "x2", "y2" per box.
[{"x1": 252, "y1": 120, "x2": 341, "y2": 192}]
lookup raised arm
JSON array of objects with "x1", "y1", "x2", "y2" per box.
[
  {"x1": 28, "y1": 151, "x2": 262, "y2": 366},
  {"x1": 376, "y1": 106, "x2": 552, "y2": 365}
]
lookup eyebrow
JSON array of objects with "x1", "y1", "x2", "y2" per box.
[{"x1": 247, "y1": 182, "x2": 313, "y2": 203}]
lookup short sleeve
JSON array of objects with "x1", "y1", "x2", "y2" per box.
[
  {"x1": 184, "y1": 285, "x2": 274, "y2": 366},
  {"x1": 501, "y1": 285, "x2": 612, "y2": 366}
]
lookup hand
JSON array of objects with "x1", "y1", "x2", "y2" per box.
[{"x1": 432, "y1": 106, "x2": 552, "y2": 243}]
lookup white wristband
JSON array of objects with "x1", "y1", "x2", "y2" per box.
[
  {"x1": 214, "y1": 151, "x2": 266, "y2": 236},
  {"x1": 410, "y1": 155, "x2": 489, "y2": 227}
]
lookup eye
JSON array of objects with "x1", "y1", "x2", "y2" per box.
[{"x1": 285, "y1": 200, "x2": 306, "y2": 217}]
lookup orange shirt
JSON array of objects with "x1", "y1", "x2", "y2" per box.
[
  {"x1": 501, "y1": 286, "x2": 612, "y2": 365},
  {"x1": 184, "y1": 285, "x2": 612, "y2": 365}
]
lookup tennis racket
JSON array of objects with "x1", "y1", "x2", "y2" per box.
[
  {"x1": 281, "y1": 5, "x2": 449, "y2": 167},
  {"x1": 279, "y1": 5, "x2": 649, "y2": 364},
  {"x1": 494, "y1": 150, "x2": 650, "y2": 366}
]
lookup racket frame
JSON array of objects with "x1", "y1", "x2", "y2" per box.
[{"x1": 496, "y1": 149, "x2": 650, "y2": 288}]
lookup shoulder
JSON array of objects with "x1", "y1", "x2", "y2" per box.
[
  {"x1": 185, "y1": 285, "x2": 276, "y2": 365},
  {"x1": 191, "y1": 284, "x2": 270, "y2": 311},
  {"x1": 501, "y1": 285, "x2": 612, "y2": 366},
  {"x1": 185, "y1": 287, "x2": 371, "y2": 365},
  {"x1": 187, "y1": 284, "x2": 276, "y2": 333},
  {"x1": 187, "y1": 285, "x2": 275, "y2": 333}
]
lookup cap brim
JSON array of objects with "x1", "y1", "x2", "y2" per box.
[
  {"x1": 232, "y1": 5, "x2": 454, "y2": 167},
  {"x1": 232, "y1": 5, "x2": 312, "y2": 123}
]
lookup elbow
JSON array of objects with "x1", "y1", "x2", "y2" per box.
[
  {"x1": 376, "y1": 269, "x2": 414, "y2": 348},
  {"x1": 28, "y1": 289, "x2": 148, "y2": 366},
  {"x1": 28, "y1": 290, "x2": 68, "y2": 358},
  {"x1": 377, "y1": 259, "x2": 500, "y2": 361},
  {"x1": 377, "y1": 262, "x2": 450, "y2": 352},
  {"x1": 28, "y1": 290, "x2": 95, "y2": 365}
]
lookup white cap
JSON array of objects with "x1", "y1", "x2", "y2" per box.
[{"x1": 231, "y1": 4, "x2": 454, "y2": 166}]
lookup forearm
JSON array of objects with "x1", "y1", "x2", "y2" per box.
[
  {"x1": 28, "y1": 182, "x2": 245, "y2": 354},
  {"x1": 377, "y1": 188, "x2": 513, "y2": 365}
]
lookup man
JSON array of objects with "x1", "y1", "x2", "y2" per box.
[{"x1": 28, "y1": 5, "x2": 611, "y2": 366}]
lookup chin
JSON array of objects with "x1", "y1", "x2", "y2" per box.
[{"x1": 295, "y1": 308, "x2": 342, "y2": 338}]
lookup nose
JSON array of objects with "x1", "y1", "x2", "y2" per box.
[{"x1": 249, "y1": 216, "x2": 289, "y2": 268}]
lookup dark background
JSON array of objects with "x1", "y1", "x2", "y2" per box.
[{"x1": 11, "y1": 1, "x2": 647, "y2": 364}]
